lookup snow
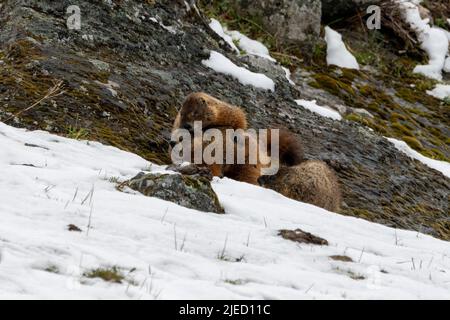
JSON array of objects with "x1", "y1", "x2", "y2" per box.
[
  {"x1": 228, "y1": 30, "x2": 276, "y2": 62},
  {"x1": 202, "y1": 51, "x2": 275, "y2": 91},
  {"x1": 282, "y1": 67, "x2": 295, "y2": 85},
  {"x1": 324, "y1": 27, "x2": 359, "y2": 70},
  {"x1": 295, "y1": 99, "x2": 342, "y2": 121},
  {"x1": 398, "y1": 1, "x2": 449, "y2": 80},
  {"x1": 426, "y1": 84, "x2": 450, "y2": 100},
  {"x1": 150, "y1": 17, "x2": 177, "y2": 34},
  {"x1": 209, "y1": 19, "x2": 240, "y2": 54},
  {"x1": 209, "y1": 19, "x2": 275, "y2": 62},
  {"x1": 387, "y1": 137, "x2": 450, "y2": 178},
  {"x1": 1, "y1": 122, "x2": 450, "y2": 299}
]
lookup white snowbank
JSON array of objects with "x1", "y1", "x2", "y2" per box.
[
  {"x1": 1, "y1": 122, "x2": 450, "y2": 299},
  {"x1": 295, "y1": 99, "x2": 342, "y2": 121},
  {"x1": 209, "y1": 19, "x2": 275, "y2": 62},
  {"x1": 426, "y1": 84, "x2": 450, "y2": 100},
  {"x1": 398, "y1": 1, "x2": 449, "y2": 80},
  {"x1": 209, "y1": 19, "x2": 240, "y2": 54},
  {"x1": 324, "y1": 26, "x2": 359, "y2": 70},
  {"x1": 387, "y1": 137, "x2": 450, "y2": 178},
  {"x1": 228, "y1": 30, "x2": 276, "y2": 62},
  {"x1": 282, "y1": 67, "x2": 295, "y2": 85},
  {"x1": 202, "y1": 51, "x2": 275, "y2": 91}
]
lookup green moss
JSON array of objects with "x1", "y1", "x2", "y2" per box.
[
  {"x1": 84, "y1": 266, "x2": 125, "y2": 283},
  {"x1": 392, "y1": 122, "x2": 413, "y2": 136},
  {"x1": 44, "y1": 265, "x2": 60, "y2": 274},
  {"x1": 390, "y1": 112, "x2": 407, "y2": 121},
  {"x1": 312, "y1": 74, "x2": 355, "y2": 96},
  {"x1": 402, "y1": 136, "x2": 424, "y2": 150},
  {"x1": 67, "y1": 126, "x2": 89, "y2": 140},
  {"x1": 355, "y1": 51, "x2": 377, "y2": 65}
]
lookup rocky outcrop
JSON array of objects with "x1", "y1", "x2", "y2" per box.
[
  {"x1": 0, "y1": 0, "x2": 449, "y2": 239},
  {"x1": 321, "y1": 0, "x2": 382, "y2": 22},
  {"x1": 124, "y1": 172, "x2": 224, "y2": 214},
  {"x1": 232, "y1": 0, "x2": 321, "y2": 48}
]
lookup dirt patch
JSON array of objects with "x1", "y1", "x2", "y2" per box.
[
  {"x1": 329, "y1": 255, "x2": 353, "y2": 262},
  {"x1": 279, "y1": 229, "x2": 328, "y2": 246}
]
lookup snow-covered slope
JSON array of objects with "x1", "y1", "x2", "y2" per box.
[{"x1": 1, "y1": 123, "x2": 450, "y2": 300}]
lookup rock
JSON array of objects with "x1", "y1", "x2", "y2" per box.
[
  {"x1": 124, "y1": 172, "x2": 224, "y2": 214},
  {"x1": 166, "y1": 163, "x2": 214, "y2": 181},
  {"x1": 232, "y1": 0, "x2": 321, "y2": 47},
  {"x1": 321, "y1": 0, "x2": 382, "y2": 22}
]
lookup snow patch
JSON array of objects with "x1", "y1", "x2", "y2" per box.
[
  {"x1": 228, "y1": 30, "x2": 275, "y2": 62},
  {"x1": 202, "y1": 51, "x2": 275, "y2": 91},
  {"x1": 324, "y1": 26, "x2": 359, "y2": 70},
  {"x1": 387, "y1": 137, "x2": 450, "y2": 178},
  {"x1": 209, "y1": 19, "x2": 275, "y2": 62},
  {"x1": 398, "y1": 1, "x2": 449, "y2": 80},
  {"x1": 426, "y1": 84, "x2": 450, "y2": 100},
  {"x1": 295, "y1": 99, "x2": 342, "y2": 121},
  {"x1": 209, "y1": 19, "x2": 240, "y2": 54},
  {"x1": 282, "y1": 67, "x2": 295, "y2": 86},
  {"x1": 1, "y1": 122, "x2": 450, "y2": 299}
]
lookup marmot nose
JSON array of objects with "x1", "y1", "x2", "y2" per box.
[{"x1": 183, "y1": 123, "x2": 192, "y2": 131}]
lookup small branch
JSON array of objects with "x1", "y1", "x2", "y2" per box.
[{"x1": 3, "y1": 80, "x2": 64, "y2": 123}]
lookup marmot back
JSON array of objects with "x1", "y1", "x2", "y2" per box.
[{"x1": 258, "y1": 160, "x2": 342, "y2": 212}]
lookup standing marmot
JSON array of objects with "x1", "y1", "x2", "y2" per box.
[{"x1": 258, "y1": 160, "x2": 342, "y2": 212}]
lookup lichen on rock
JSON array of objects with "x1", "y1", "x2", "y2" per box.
[{"x1": 122, "y1": 172, "x2": 225, "y2": 214}]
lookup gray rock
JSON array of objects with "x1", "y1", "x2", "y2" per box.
[
  {"x1": 232, "y1": 0, "x2": 321, "y2": 47},
  {"x1": 125, "y1": 172, "x2": 224, "y2": 214},
  {"x1": 321, "y1": 0, "x2": 382, "y2": 22}
]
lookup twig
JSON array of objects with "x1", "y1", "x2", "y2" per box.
[
  {"x1": 86, "y1": 204, "x2": 94, "y2": 236},
  {"x1": 3, "y1": 80, "x2": 64, "y2": 123},
  {"x1": 173, "y1": 224, "x2": 178, "y2": 251},
  {"x1": 358, "y1": 247, "x2": 365, "y2": 263},
  {"x1": 218, "y1": 234, "x2": 228, "y2": 260},
  {"x1": 305, "y1": 283, "x2": 315, "y2": 294},
  {"x1": 180, "y1": 232, "x2": 187, "y2": 252}
]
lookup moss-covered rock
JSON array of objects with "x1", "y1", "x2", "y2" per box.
[{"x1": 122, "y1": 172, "x2": 224, "y2": 214}]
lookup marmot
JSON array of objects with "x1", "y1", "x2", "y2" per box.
[
  {"x1": 170, "y1": 92, "x2": 304, "y2": 184},
  {"x1": 258, "y1": 160, "x2": 342, "y2": 212},
  {"x1": 185, "y1": 126, "x2": 266, "y2": 185},
  {"x1": 173, "y1": 92, "x2": 248, "y2": 132}
]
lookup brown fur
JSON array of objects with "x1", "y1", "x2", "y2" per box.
[
  {"x1": 258, "y1": 160, "x2": 342, "y2": 212},
  {"x1": 170, "y1": 93, "x2": 304, "y2": 185},
  {"x1": 174, "y1": 92, "x2": 248, "y2": 132},
  {"x1": 264, "y1": 128, "x2": 304, "y2": 166},
  {"x1": 192, "y1": 127, "x2": 265, "y2": 185}
]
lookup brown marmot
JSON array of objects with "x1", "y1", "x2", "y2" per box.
[
  {"x1": 171, "y1": 92, "x2": 303, "y2": 164},
  {"x1": 182, "y1": 126, "x2": 266, "y2": 185},
  {"x1": 169, "y1": 92, "x2": 304, "y2": 184},
  {"x1": 170, "y1": 126, "x2": 304, "y2": 185},
  {"x1": 173, "y1": 92, "x2": 248, "y2": 132},
  {"x1": 258, "y1": 160, "x2": 342, "y2": 212}
]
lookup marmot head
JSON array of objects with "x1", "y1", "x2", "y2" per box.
[{"x1": 179, "y1": 92, "x2": 216, "y2": 133}]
